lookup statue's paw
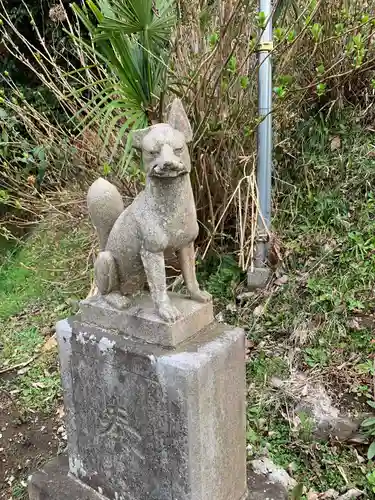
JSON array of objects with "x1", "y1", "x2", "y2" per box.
[
  {"x1": 190, "y1": 289, "x2": 212, "y2": 303},
  {"x1": 158, "y1": 302, "x2": 181, "y2": 323},
  {"x1": 104, "y1": 292, "x2": 130, "y2": 310}
]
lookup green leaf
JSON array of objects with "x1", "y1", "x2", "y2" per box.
[
  {"x1": 209, "y1": 32, "x2": 219, "y2": 48},
  {"x1": 70, "y1": 0, "x2": 174, "y2": 178},
  {"x1": 310, "y1": 23, "x2": 323, "y2": 42},
  {"x1": 227, "y1": 56, "x2": 237, "y2": 74},
  {"x1": 368, "y1": 441, "x2": 375, "y2": 459},
  {"x1": 287, "y1": 30, "x2": 296, "y2": 43},
  {"x1": 362, "y1": 417, "x2": 375, "y2": 427},
  {"x1": 367, "y1": 400, "x2": 375, "y2": 409},
  {"x1": 74, "y1": 89, "x2": 117, "y2": 131},
  {"x1": 103, "y1": 162, "x2": 111, "y2": 176},
  {"x1": 316, "y1": 82, "x2": 327, "y2": 96},
  {"x1": 109, "y1": 113, "x2": 145, "y2": 161},
  {"x1": 240, "y1": 76, "x2": 249, "y2": 89},
  {"x1": 0, "y1": 189, "x2": 10, "y2": 202},
  {"x1": 257, "y1": 11, "x2": 266, "y2": 28}
]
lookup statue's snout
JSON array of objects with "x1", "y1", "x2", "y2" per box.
[{"x1": 151, "y1": 143, "x2": 185, "y2": 177}]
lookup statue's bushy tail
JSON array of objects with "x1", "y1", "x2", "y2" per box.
[{"x1": 87, "y1": 177, "x2": 124, "y2": 250}]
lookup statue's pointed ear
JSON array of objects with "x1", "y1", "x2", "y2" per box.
[
  {"x1": 167, "y1": 99, "x2": 193, "y2": 143},
  {"x1": 131, "y1": 127, "x2": 152, "y2": 150}
]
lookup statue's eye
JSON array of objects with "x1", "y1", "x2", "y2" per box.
[
  {"x1": 174, "y1": 147, "x2": 183, "y2": 155},
  {"x1": 149, "y1": 150, "x2": 158, "y2": 157}
]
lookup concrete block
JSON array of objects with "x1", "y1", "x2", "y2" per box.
[
  {"x1": 28, "y1": 456, "x2": 262, "y2": 500},
  {"x1": 28, "y1": 455, "x2": 104, "y2": 500},
  {"x1": 53, "y1": 318, "x2": 247, "y2": 500}
]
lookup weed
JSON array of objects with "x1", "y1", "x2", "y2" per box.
[
  {"x1": 5, "y1": 353, "x2": 62, "y2": 413},
  {"x1": 0, "y1": 3, "x2": 375, "y2": 497},
  {"x1": 0, "y1": 327, "x2": 43, "y2": 367},
  {"x1": 0, "y1": 218, "x2": 91, "y2": 320},
  {"x1": 303, "y1": 347, "x2": 329, "y2": 368},
  {"x1": 348, "y1": 328, "x2": 374, "y2": 360},
  {"x1": 197, "y1": 254, "x2": 244, "y2": 301},
  {"x1": 361, "y1": 400, "x2": 375, "y2": 459},
  {"x1": 245, "y1": 127, "x2": 375, "y2": 495},
  {"x1": 297, "y1": 411, "x2": 314, "y2": 442},
  {"x1": 11, "y1": 481, "x2": 27, "y2": 499},
  {"x1": 357, "y1": 359, "x2": 375, "y2": 377},
  {"x1": 264, "y1": 419, "x2": 366, "y2": 492},
  {"x1": 265, "y1": 420, "x2": 306, "y2": 474},
  {"x1": 247, "y1": 353, "x2": 289, "y2": 385},
  {"x1": 367, "y1": 470, "x2": 375, "y2": 494}
]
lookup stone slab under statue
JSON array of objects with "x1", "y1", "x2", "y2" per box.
[{"x1": 79, "y1": 292, "x2": 213, "y2": 347}]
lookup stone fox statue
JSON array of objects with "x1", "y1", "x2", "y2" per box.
[{"x1": 87, "y1": 99, "x2": 211, "y2": 323}]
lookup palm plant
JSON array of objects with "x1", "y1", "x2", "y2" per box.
[{"x1": 72, "y1": 0, "x2": 176, "y2": 174}]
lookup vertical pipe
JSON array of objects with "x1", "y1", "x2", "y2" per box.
[{"x1": 255, "y1": 0, "x2": 273, "y2": 268}]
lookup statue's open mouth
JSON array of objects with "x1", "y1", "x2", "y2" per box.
[{"x1": 151, "y1": 164, "x2": 188, "y2": 177}]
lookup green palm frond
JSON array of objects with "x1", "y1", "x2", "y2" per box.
[{"x1": 71, "y1": 0, "x2": 176, "y2": 177}]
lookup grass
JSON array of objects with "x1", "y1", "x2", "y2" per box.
[
  {"x1": 1, "y1": 327, "x2": 44, "y2": 366},
  {"x1": 10, "y1": 355, "x2": 62, "y2": 413},
  {"x1": 0, "y1": 207, "x2": 92, "y2": 413},
  {"x1": 198, "y1": 120, "x2": 375, "y2": 497},
  {"x1": 0, "y1": 219, "x2": 92, "y2": 319}
]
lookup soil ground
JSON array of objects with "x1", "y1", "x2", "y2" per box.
[{"x1": 0, "y1": 391, "x2": 62, "y2": 499}]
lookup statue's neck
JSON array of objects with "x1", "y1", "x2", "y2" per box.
[{"x1": 145, "y1": 174, "x2": 192, "y2": 205}]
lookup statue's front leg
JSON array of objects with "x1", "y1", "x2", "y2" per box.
[
  {"x1": 179, "y1": 242, "x2": 212, "y2": 303},
  {"x1": 140, "y1": 247, "x2": 181, "y2": 323}
]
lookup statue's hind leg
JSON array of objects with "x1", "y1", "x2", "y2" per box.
[{"x1": 94, "y1": 251, "x2": 130, "y2": 309}]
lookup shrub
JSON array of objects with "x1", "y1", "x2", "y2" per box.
[{"x1": 173, "y1": 0, "x2": 375, "y2": 266}]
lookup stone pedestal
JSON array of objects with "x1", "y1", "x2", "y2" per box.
[{"x1": 29, "y1": 293, "x2": 247, "y2": 500}]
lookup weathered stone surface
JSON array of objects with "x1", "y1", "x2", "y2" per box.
[
  {"x1": 247, "y1": 470, "x2": 288, "y2": 500},
  {"x1": 87, "y1": 99, "x2": 212, "y2": 323},
  {"x1": 247, "y1": 267, "x2": 271, "y2": 290},
  {"x1": 337, "y1": 489, "x2": 364, "y2": 499},
  {"x1": 271, "y1": 373, "x2": 360, "y2": 440},
  {"x1": 55, "y1": 317, "x2": 247, "y2": 500},
  {"x1": 250, "y1": 457, "x2": 296, "y2": 492},
  {"x1": 28, "y1": 455, "x2": 104, "y2": 500},
  {"x1": 79, "y1": 292, "x2": 214, "y2": 347}
]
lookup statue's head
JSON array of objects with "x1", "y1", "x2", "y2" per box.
[{"x1": 132, "y1": 99, "x2": 192, "y2": 179}]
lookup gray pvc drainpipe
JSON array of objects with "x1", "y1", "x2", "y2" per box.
[
  {"x1": 255, "y1": 0, "x2": 273, "y2": 268},
  {"x1": 247, "y1": 0, "x2": 273, "y2": 289}
]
